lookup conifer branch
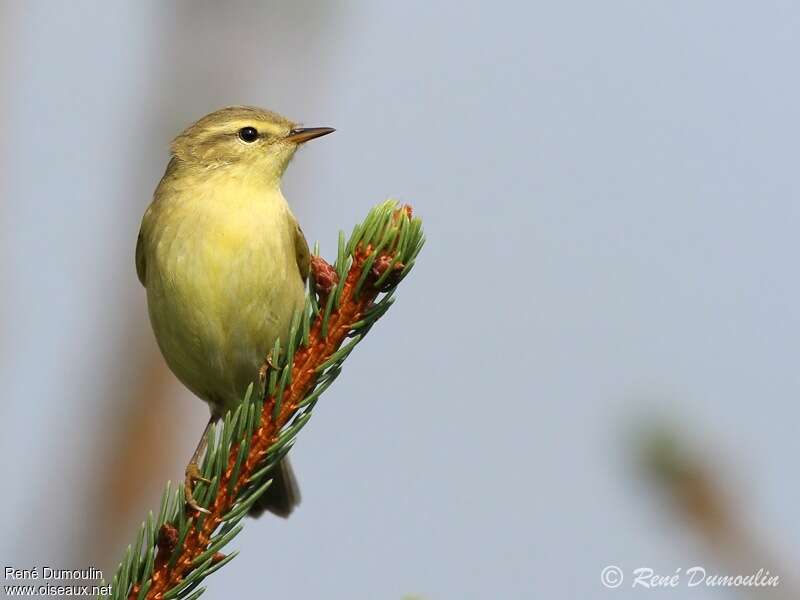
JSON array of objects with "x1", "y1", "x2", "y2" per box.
[{"x1": 99, "y1": 200, "x2": 424, "y2": 600}]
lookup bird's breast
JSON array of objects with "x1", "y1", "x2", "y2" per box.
[{"x1": 144, "y1": 185, "x2": 305, "y2": 414}]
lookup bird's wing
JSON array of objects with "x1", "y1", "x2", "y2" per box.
[
  {"x1": 293, "y1": 218, "x2": 311, "y2": 283},
  {"x1": 135, "y1": 206, "x2": 152, "y2": 287},
  {"x1": 135, "y1": 231, "x2": 146, "y2": 286}
]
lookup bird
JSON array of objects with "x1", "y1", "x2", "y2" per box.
[{"x1": 135, "y1": 106, "x2": 334, "y2": 517}]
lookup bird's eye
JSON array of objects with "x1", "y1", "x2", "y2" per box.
[{"x1": 238, "y1": 127, "x2": 259, "y2": 143}]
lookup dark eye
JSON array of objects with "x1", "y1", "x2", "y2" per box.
[{"x1": 238, "y1": 126, "x2": 259, "y2": 143}]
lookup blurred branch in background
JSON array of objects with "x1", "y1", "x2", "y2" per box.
[
  {"x1": 85, "y1": 354, "x2": 186, "y2": 563},
  {"x1": 638, "y1": 422, "x2": 798, "y2": 599}
]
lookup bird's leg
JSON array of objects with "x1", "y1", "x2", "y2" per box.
[
  {"x1": 258, "y1": 352, "x2": 278, "y2": 387},
  {"x1": 184, "y1": 416, "x2": 216, "y2": 515}
]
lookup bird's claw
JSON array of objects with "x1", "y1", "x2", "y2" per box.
[
  {"x1": 184, "y1": 462, "x2": 212, "y2": 514},
  {"x1": 259, "y1": 352, "x2": 279, "y2": 386}
]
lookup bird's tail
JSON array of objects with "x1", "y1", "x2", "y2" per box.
[{"x1": 248, "y1": 457, "x2": 301, "y2": 518}]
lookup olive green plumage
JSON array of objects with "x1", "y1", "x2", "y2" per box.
[{"x1": 136, "y1": 106, "x2": 333, "y2": 517}]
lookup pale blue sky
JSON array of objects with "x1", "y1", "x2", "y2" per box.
[{"x1": 2, "y1": 2, "x2": 800, "y2": 598}]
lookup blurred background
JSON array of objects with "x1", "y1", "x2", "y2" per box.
[{"x1": 2, "y1": 1, "x2": 800, "y2": 598}]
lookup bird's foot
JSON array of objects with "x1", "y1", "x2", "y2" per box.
[
  {"x1": 259, "y1": 351, "x2": 280, "y2": 387},
  {"x1": 184, "y1": 462, "x2": 212, "y2": 515}
]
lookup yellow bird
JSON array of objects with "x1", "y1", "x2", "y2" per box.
[{"x1": 135, "y1": 106, "x2": 334, "y2": 516}]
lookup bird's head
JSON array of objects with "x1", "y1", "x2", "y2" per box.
[{"x1": 170, "y1": 106, "x2": 334, "y2": 184}]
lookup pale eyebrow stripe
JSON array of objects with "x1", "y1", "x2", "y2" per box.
[{"x1": 205, "y1": 119, "x2": 287, "y2": 137}]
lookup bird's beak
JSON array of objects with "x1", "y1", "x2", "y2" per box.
[{"x1": 285, "y1": 127, "x2": 336, "y2": 144}]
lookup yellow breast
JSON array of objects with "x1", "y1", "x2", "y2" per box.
[{"x1": 141, "y1": 175, "x2": 305, "y2": 415}]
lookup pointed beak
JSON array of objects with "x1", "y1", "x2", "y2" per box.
[{"x1": 285, "y1": 127, "x2": 336, "y2": 144}]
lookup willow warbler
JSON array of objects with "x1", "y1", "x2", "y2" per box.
[{"x1": 135, "y1": 106, "x2": 334, "y2": 516}]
